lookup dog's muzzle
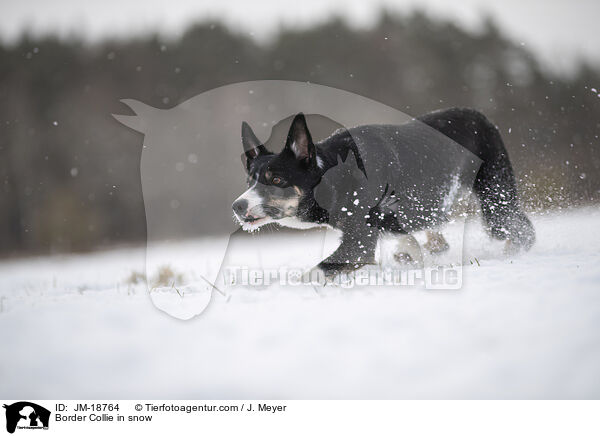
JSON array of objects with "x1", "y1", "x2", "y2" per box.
[
  {"x1": 232, "y1": 198, "x2": 264, "y2": 223},
  {"x1": 232, "y1": 198, "x2": 248, "y2": 217}
]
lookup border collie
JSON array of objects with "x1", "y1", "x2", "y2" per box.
[{"x1": 232, "y1": 108, "x2": 535, "y2": 278}]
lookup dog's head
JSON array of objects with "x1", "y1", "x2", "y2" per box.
[{"x1": 232, "y1": 113, "x2": 323, "y2": 231}]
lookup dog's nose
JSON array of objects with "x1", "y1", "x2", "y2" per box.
[{"x1": 232, "y1": 199, "x2": 248, "y2": 216}]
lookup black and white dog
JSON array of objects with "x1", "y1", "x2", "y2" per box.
[{"x1": 232, "y1": 108, "x2": 535, "y2": 278}]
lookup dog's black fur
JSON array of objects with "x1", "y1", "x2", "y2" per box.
[{"x1": 232, "y1": 108, "x2": 535, "y2": 277}]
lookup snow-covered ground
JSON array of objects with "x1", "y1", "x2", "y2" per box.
[{"x1": 1, "y1": 207, "x2": 599, "y2": 399}]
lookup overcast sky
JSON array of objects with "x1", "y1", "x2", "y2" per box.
[{"x1": 1, "y1": 0, "x2": 598, "y2": 74}]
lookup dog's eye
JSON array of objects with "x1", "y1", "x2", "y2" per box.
[{"x1": 271, "y1": 176, "x2": 282, "y2": 185}]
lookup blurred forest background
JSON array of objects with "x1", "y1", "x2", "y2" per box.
[{"x1": 1, "y1": 10, "x2": 599, "y2": 256}]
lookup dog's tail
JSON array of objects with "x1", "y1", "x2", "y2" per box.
[{"x1": 419, "y1": 107, "x2": 535, "y2": 250}]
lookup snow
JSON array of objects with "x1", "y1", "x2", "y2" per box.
[{"x1": 1, "y1": 207, "x2": 600, "y2": 399}]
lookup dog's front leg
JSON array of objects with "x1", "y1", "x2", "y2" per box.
[{"x1": 315, "y1": 226, "x2": 378, "y2": 280}]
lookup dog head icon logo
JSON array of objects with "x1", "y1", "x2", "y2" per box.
[{"x1": 3, "y1": 402, "x2": 50, "y2": 434}]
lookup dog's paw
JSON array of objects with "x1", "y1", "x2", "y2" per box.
[
  {"x1": 302, "y1": 264, "x2": 355, "y2": 287},
  {"x1": 394, "y1": 252, "x2": 414, "y2": 263},
  {"x1": 302, "y1": 267, "x2": 328, "y2": 286},
  {"x1": 424, "y1": 231, "x2": 450, "y2": 254},
  {"x1": 393, "y1": 252, "x2": 424, "y2": 269},
  {"x1": 503, "y1": 239, "x2": 524, "y2": 255}
]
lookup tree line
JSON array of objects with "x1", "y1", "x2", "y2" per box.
[{"x1": 0, "y1": 11, "x2": 599, "y2": 256}]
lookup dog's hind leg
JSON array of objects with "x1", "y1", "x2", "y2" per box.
[{"x1": 419, "y1": 108, "x2": 535, "y2": 251}]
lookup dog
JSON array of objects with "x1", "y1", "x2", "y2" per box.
[{"x1": 232, "y1": 108, "x2": 535, "y2": 278}]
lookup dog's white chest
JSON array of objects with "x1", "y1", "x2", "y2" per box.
[{"x1": 277, "y1": 216, "x2": 331, "y2": 230}]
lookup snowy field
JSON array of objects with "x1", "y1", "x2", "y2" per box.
[{"x1": 1, "y1": 207, "x2": 600, "y2": 399}]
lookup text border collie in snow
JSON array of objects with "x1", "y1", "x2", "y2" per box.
[{"x1": 232, "y1": 107, "x2": 535, "y2": 278}]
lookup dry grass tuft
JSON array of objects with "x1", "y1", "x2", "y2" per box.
[
  {"x1": 151, "y1": 265, "x2": 184, "y2": 288},
  {"x1": 125, "y1": 270, "x2": 146, "y2": 285}
]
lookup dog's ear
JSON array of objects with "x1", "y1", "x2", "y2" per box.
[
  {"x1": 241, "y1": 121, "x2": 268, "y2": 169},
  {"x1": 284, "y1": 113, "x2": 315, "y2": 166}
]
